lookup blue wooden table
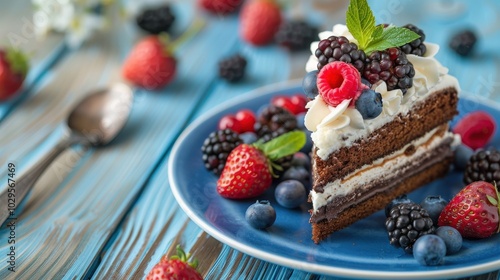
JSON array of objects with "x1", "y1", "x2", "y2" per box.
[{"x1": 0, "y1": 0, "x2": 499, "y2": 279}]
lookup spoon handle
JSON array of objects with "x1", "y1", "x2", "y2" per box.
[{"x1": 0, "y1": 132, "x2": 85, "y2": 226}]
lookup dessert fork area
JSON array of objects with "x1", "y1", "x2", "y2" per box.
[{"x1": 0, "y1": 0, "x2": 499, "y2": 279}]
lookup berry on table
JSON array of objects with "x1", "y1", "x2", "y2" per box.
[
  {"x1": 199, "y1": 0, "x2": 243, "y2": 15},
  {"x1": 275, "y1": 19, "x2": 318, "y2": 51},
  {"x1": 0, "y1": 47, "x2": 29, "y2": 101},
  {"x1": 400, "y1": 24, "x2": 427, "y2": 56},
  {"x1": 435, "y1": 226, "x2": 463, "y2": 255},
  {"x1": 302, "y1": 70, "x2": 319, "y2": 100},
  {"x1": 201, "y1": 129, "x2": 243, "y2": 175},
  {"x1": 245, "y1": 200, "x2": 276, "y2": 229},
  {"x1": 317, "y1": 61, "x2": 363, "y2": 107},
  {"x1": 363, "y1": 47, "x2": 415, "y2": 94},
  {"x1": 438, "y1": 181, "x2": 500, "y2": 239},
  {"x1": 413, "y1": 235, "x2": 446, "y2": 266},
  {"x1": 420, "y1": 195, "x2": 448, "y2": 226},
  {"x1": 314, "y1": 35, "x2": 366, "y2": 73},
  {"x1": 384, "y1": 194, "x2": 413, "y2": 217},
  {"x1": 452, "y1": 111, "x2": 496, "y2": 150},
  {"x1": 239, "y1": 0, "x2": 282, "y2": 46},
  {"x1": 449, "y1": 29, "x2": 478, "y2": 57},
  {"x1": 463, "y1": 148, "x2": 500, "y2": 185},
  {"x1": 453, "y1": 144, "x2": 474, "y2": 171},
  {"x1": 136, "y1": 5, "x2": 176, "y2": 34},
  {"x1": 146, "y1": 245, "x2": 202, "y2": 280},
  {"x1": 355, "y1": 89, "x2": 383, "y2": 120},
  {"x1": 385, "y1": 203, "x2": 435, "y2": 253},
  {"x1": 218, "y1": 54, "x2": 247, "y2": 82},
  {"x1": 275, "y1": 180, "x2": 307, "y2": 208}
]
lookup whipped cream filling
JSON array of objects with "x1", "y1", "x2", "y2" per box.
[
  {"x1": 304, "y1": 24, "x2": 460, "y2": 160},
  {"x1": 310, "y1": 127, "x2": 459, "y2": 212}
]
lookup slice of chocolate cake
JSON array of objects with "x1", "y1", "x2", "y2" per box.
[{"x1": 302, "y1": 9, "x2": 460, "y2": 242}]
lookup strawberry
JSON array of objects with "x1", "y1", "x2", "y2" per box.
[
  {"x1": 217, "y1": 130, "x2": 305, "y2": 199},
  {"x1": 146, "y1": 245, "x2": 203, "y2": 280},
  {"x1": 122, "y1": 36, "x2": 176, "y2": 90},
  {"x1": 199, "y1": 0, "x2": 243, "y2": 14},
  {"x1": 0, "y1": 48, "x2": 29, "y2": 101},
  {"x1": 239, "y1": 0, "x2": 282, "y2": 46},
  {"x1": 438, "y1": 181, "x2": 500, "y2": 239}
]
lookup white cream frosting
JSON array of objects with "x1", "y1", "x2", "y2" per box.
[
  {"x1": 304, "y1": 24, "x2": 460, "y2": 160},
  {"x1": 310, "y1": 128, "x2": 458, "y2": 212}
]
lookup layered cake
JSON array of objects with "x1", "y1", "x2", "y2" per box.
[{"x1": 303, "y1": 5, "x2": 460, "y2": 243}]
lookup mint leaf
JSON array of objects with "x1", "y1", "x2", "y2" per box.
[
  {"x1": 259, "y1": 131, "x2": 306, "y2": 161},
  {"x1": 364, "y1": 26, "x2": 420, "y2": 54},
  {"x1": 346, "y1": 0, "x2": 376, "y2": 49}
]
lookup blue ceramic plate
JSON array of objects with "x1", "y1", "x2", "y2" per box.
[{"x1": 168, "y1": 81, "x2": 500, "y2": 279}]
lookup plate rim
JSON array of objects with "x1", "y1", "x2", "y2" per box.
[{"x1": 168, "y1": 79, "x2": 500, "y2": 279}]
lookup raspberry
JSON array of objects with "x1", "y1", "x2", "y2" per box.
[
  {"x1": 218, "y1": 54, "x2": 247, "y2": 82},
  {"x1": 275, "y1": 20, "x2": 318, "y2": 51},
  {"x1": 385, "y1": 203, "x2": 435, "y2": 254},
  {"x1": 317, "y1": 61, "x2": 362, "y2": 107},
  {"x1": 463, "y1": 148, "x2": 500, "y2": 185},
  {"x1": 453, "y1": 111, "x2": 496, "y2": 150},
  {"x1": 449, "y1": 29, "x2": 478, "y2": 57},
  {"x1": 201, "y1": 129, "x2": 243, "y2": 175},
  {"x1": 363, "y1": 47, "x2": 415, "y2": 94},
  {"x1": 136, "y1": 5, "x2": 176, "y2": 34},
  {"x1": 314, "y1": 36, "x2": 366, "y2": 73},
  {"x1": 400, "y1": 24, "x2": 427, "y2": 56}
]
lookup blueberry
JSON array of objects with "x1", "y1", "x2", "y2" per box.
[
  {"x1": 240, "y1": 132, "x2": 258, "y2": 144},
  {"x1": 355, "y1": 89, "x2": 383, "y2": 120},
  {"x1": 453, "y1": 144, "x2": 473, "y2": 170},
  {"x1": 302, "y1": 70, "x2": 319, "y2": 100},
  {"x1": 291, "y1": 152, "x2": 311, "y2": 171},
  {"x1": 361, "y1": 78, "x2": 371, "y2": 88},
  {"x1": 420, "y1": 195, "x2": 448, "y2": 225},
  {"x1": 282, "y1": 166, "x2": 311, "y2": 189},
  {"x1": 275, "y1": 180, "x2": 307, "y2": 208},
  {"x1": 300, "y1": 129, "x2": 313, "y2": 154},
  {"x1": 413, "y1": 235, "x2": 447, "y2": 266},
  {"x1": 385, "y1": 195, "x2": 413, "y2": 217},
  {"x1": 245, "y1": 200, "x2": 276, "y2": 229},
  {"x1": 435, "y1": 226, "x2": 462, "y2": 255},
  {"x1": 296, "y1": 113, "x2": 306, "y2": 130}
]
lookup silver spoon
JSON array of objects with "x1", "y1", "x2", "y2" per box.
[{"x1": 0, "y1": 83, "x2": 133, "y2": 225}]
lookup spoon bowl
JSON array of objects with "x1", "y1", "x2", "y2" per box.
[{"x1": 0, "y1": 83, "x2": 134, "y2": 225}]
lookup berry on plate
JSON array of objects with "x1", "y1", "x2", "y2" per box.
[
  {"x1": 122, "y1": 36, "x2": 176, "y2": 90},
  {"x1": 435, "y1": 226, "x2": 463, "y2": 255},
  {"x1": 201, "y1": 129, "x2": 243, "y2": 175},
  {"x1": 239, "y1": 0, "x2": 282, "y2": 45},
  {"x1": 271, "y1": 94, "x2": 307, "y2": 115},
  {"x1": 355, "y1": 89, "x2": 383, "y2": 120},
  {"x1": 146, "y1": 245, "x2": 202, "y2": 280},
  {"x1": 317, "y1": 61, "x2": 363, "y2": 107},
  {"x1": 384, "y1": 194, "x2": 413, "y2": 217},
  {"x1": 420, "y1": 195, "x2": 448, "y2": 226},
  {"x1": 0, "y1": 47, "x2": 29, "y2": 101},
  {"x1": 453, "y1": 143, "x2": 474, "y2": 171},
  {"x1": 254, "y1": 104, "x2": 298, "y2": 142},
  {"x1": 413, "y1": 235, "x2": 446, "y2": 266},
  {"x1": 463, "y1": 148, "x2": 500, "y2": 185},
  {"x1": 438, "y1": 181, "x2": 500, "y2": 239},
  {"x1": 216, "y1": 131, "x2": 305, "y2": 199},
  {"x1": 453, "y1": 111, "x2": 496, "y2": 150},
  {"x1": 136, "y1": 4, "x2": 176, "y2": 34},
  {"x1": 199, "y1": 0, "x2": 243, "y2": 15},
  {"x1": 218, "y1": 109, "x2": 256, "y2": 133},
  {"x1": 275, "y1": 179, "x2": 307, "y2": 208},
  {"x1": 245, "y1": 200, "x2": 276, "y2": 229}
]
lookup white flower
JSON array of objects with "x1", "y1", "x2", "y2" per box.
[{"x1": 66, "y1": 12, "x2": 104, "y2": 48}]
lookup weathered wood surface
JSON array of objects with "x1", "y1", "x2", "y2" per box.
[{"x1": 0, "y1": 0, "x2": 499, "y2": 279}]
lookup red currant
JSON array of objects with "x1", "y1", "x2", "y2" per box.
[
  {"x1": 235, "y1": 109, "x2": 256, "y2": 133},
  {"x1": 218, "y1": 115, "x2": 242, "y2": 133}
]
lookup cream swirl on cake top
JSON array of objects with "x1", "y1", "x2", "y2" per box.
[{"x1": 304, "y1": 24, "x2": 458, "y2": 160}]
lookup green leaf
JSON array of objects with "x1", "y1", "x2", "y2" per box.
[
  {"x1": 487, "y1": 194, "x2": 498, "y2": 206},
  {"x1": 364, "y1": 26, "x2": 421, "y2": 55},
  {"x1": 346, "y1": 0, "x2": 376, "y2": 49},
  {"x1": 258, "y1": 131, "x2": 306, "y2": 161}
]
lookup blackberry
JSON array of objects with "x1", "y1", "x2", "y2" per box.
[
  {"x1": 449, "y1": 29, "x2": 478, "y2": 57},
  {"x1": 201, "y1": 129, "x2": 243, "y2": 175},
  {"x1": 275, "y1": 20, "x2": 319, "y2": 51},
  {"x1": 385, "y1": 203, "x2": 435, "y2": 254},
  {"x1": 314, "y1": 36, "x2": 366, "y2": 72},
  {"x1": 136, "y1": 5, "x2": 176, "y2": 34},
  {"x1": 363, "y1": 47, "x2": 415, "y2": 94},
  {"x1": 218, "y1": 54, "x2": 247, "y2": 82},
  {"x1": 463, "y1": 148, "x2": 500, "y2": 185},
  {"x1": 400, "y1": 24, "x2": 427, "y2": 56}
]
